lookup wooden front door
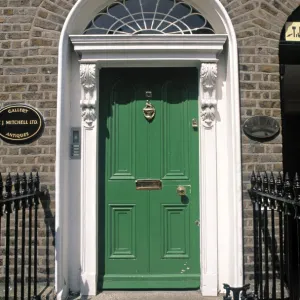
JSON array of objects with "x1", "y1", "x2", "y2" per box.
[{"x1": 98, "y1": 68, "x2": 200, "y2": 289}]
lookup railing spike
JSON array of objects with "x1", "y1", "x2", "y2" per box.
[
  {"x1": 34, "y1": 172, "x2": 40, "y2": 193},
  {"x1": 5, "y1": 173, "x2": 12, "y2": 199},
  {"x1": 294, "y1": 173, "x2": 300, "y2": 202},
  {"x1": 276, "y1": 172, "x2": 283, "y2": 197},
  {"x1": 270, "y1": 172, "x2": 275, "y2": 195},
  {"x1": 21, "y1": 172, "x2": 27, "y2": 195},
  {"x1": 21, "y1": 172, "x2": 28, "y2": 209},
  {"x1": 263, "y1": 171, "x2": 269, "y2": 193},
  {"x1": 251, "y1": 171, "x2": 256, "y2": 190},
  {"x1": 33, "y1": 172, "x2": 40, "y2": 210},
  {"x1": 28, "y1": 172, "x2": 34, "y2": 194},
  {"x1": 27, "y1": 173, "x2": 34, "y2": 210},
  {"x1": 284, "y1": 172, "x2": 294, "y2": 200},
  {"x1": 257, "y1": 172, "x2": 262, "y2": 192},
  {"x1": 14, "y1": 173, "x2": 20, "y2": 197},
  {"x1": 4, "y1": 174, "x2": 13, "y2": 215}
]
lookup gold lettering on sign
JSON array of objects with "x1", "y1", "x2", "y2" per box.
[
  {"x1": 0, "y1": 104, "x2": 44, "y2": 143},
  {"x1": 5, "y1": 132, "x2": 29, "y2": 139},
  {"x1": 8, "y1": 108, "x2": 28, "y2": 113},
  {"x1": 285, "y1": 22, "x2": 300, "y2": 41},
  {"x1": 6, "y1": 120, "x2": 29, "y2": 125},
  {"x1": 4, "y1": 120, "x2": 38, "y2": 125}
]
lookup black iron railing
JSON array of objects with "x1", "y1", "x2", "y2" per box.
[
  {"x1": 248, "y1": 171, "x2": 300, "y2": 300},
  {"x1": 0, "y1": 172, "x2": 41, "y2": 300}
]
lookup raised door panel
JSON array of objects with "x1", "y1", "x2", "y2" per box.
[
  {"x1": 149, "y1": 69, "x2": 200, "y2": 288},
  {"x1": 108, "y1": 81, "x2": 136, "y2": 180},
  {"x1": 100, "y1": 70, "x2": 149, "y2": 285},
  {"x1": 109, "y1": 205, "x2": 136, "y2": 259},
  {"x1": 161, "y1": 81, "x2": 190, "y2": 180},
  {"x1": 161, "y1": 204, "x2": 190, "y2": 258}
]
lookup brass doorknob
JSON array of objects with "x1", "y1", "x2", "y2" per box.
[{"x1": 177, "y1": 186, "x2": 186, "y2": 196}]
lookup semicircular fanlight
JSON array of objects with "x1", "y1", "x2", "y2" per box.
[{"x1": 84, "y1": 0, "x2": 215, "y2": 35}]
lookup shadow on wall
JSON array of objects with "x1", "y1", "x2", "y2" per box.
[{"x1": 39, "y1": 187, "x2": 56, "y2": 286}]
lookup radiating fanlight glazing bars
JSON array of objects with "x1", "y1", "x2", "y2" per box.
[{"x1": 84, "y1": 0, "x2": 215, "y2": 35}]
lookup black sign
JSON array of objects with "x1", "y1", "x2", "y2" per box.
[
  {"x1": 243, "y1": 116, "x2": 280, "y2": 141},
  {"x1": 0, "y1": 104, "x2": 44, "y2": 144}
]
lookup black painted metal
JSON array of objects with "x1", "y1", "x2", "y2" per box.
[
  {"x1": 13, "y1": 173, "x2": 20, "y2": 300},
  {"x1": 0, "y1": 172, "x2": 42, "y2": 300},
  {"x1": 257, "y1": 172, "x2": 264, "y2": 298},
  {"x1": 0, "y1": 174, "x2": 3, "y2": 290},
  {"x1": 223, "y1": 283, "x2": 255, "y2": 300},
  {"x1": 251, "y1": 172, "x2": 259, "y2": 298},
  {"x1": 5, "y1": 174, "x2": 12, "y2": 300},
  {"x1": 28, "y1": 173, "x2": 33, "y2": 299},
  {"x1": 33, "y1": 173, "x2": 41, "y2": 300},
  {"x1": 249, "y1": 171, "x2": 300, "y2": 300},
  {"x1": 21, "y1": 172, "x2": 27, "y2": 300},
  {"x1": 263, "y1": 173, "x2": 270, "y2": 299}
]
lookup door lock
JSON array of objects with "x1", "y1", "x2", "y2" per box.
[
  {"x1": 192, "y1": 118, "x2": 198, "y2": 129},
  {"x1": 176, "y1": 186, "x2": 186, "y2": 196}
]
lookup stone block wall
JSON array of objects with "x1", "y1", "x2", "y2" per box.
[{"x1": 0, "y1": 0, "x2": 299, "y2": 289}]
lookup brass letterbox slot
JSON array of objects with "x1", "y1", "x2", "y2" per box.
[{"x1": 136, "y1": 180, "x2": 162, "y2": 190}]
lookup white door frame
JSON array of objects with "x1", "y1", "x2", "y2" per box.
[
  {"x1": 55, "y1": 1, "x2": 243, "y2": 299},
  {"x1": 72, "y1": 34, "x2": 225, "y2": 296}
]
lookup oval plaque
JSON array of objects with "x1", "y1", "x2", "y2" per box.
[
  {"x1": 243, "y1": 116, "x2": 280, "y2": 141},
  {"x1": 0, "y1": 104, "x2": 44, "y2": 144}
]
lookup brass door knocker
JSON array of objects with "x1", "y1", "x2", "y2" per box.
[
  {"x1": 143, "y1": 100, "x2": 155, "y2": 122},
  {"x1": 143, "y1": 91, "x2": 155, "y2": 122}
]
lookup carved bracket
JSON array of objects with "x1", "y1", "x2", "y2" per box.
[
  {"x1": 200, "y1": 63, "x2": 218, "y2": 128},
  {"x1": 80, "y1": 64, "x2": 97, "y2": 128}
]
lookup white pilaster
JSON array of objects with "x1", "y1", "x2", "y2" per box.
[
  {"x1": 199, "y1": 62, "x2": 218, "y2": 296},
  {"x1": 80, "y1": 63, "x2": 98, "y2": 296}
]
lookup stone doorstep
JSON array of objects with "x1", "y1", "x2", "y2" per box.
[
  {"x1": 66, "y1": 291, "x2": 224, "y2": 300},
  {"x1": 32, "y1": 286, "x2": 225, "y2": 300}
]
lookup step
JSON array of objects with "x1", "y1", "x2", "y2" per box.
[{"x1": 68, "y1": 291, "x2": 223, "y2": 300}]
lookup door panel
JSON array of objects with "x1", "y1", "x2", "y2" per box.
[
  {"x1": 101, "y1": 75, "x2": 149, "y2": 277},
  {"x1": 109, "y1": 204, "x2": 136, "y2": 259},
  {"x1": 161, "y1": 82, "x2": 190, "y2": 179},
  {"x1": 109, "y1": 82, "x2": 136, "y2": 179},
  {"x1": 99, "y1": 68, "x2": 199, "y2": 289},
  {"x1": 160, "y1": 204, "x2": 190, "y2": 258}
]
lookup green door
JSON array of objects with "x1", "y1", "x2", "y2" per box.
[{"x1": 98, "y1": 68, "x2": 200, "y2": 290}]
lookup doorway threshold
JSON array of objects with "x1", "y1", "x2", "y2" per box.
[{"x1": 68, "y1": 291, "x2": 223, "y2": 300}]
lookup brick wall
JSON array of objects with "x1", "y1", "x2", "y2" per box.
[
  {"x1": 0, "y1": 0, "x2": 73, "y2": 284},
  {"x1": 219, "y1": 0, "x2": 299, "y2": 281},
  {"x1": 0, "y1": 0, "x2": 299, "y2": 288}
]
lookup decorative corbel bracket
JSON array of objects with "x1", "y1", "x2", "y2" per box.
[
  {"x1": 200, "y1": 63, "x2": 218, "y2": 128},
  {"x1": 80, "y1": 64, "x2": 97, "y2": 129}
]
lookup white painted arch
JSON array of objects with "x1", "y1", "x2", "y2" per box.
[{"x1": 55, "y1": 1, "x2": 243, "y2": 299}]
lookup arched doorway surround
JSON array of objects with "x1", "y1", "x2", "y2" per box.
[{"x1": 55, "y1": 0, "x2": 242, "y2": 298}]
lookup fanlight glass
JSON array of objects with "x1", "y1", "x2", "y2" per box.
[{"x1": 84, "y1": 0, "x2": 215, "y2": 35}]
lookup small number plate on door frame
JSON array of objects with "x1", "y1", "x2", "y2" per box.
[{"x1": 136, "y1": 180, "x2": 162, "y2": 190}]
